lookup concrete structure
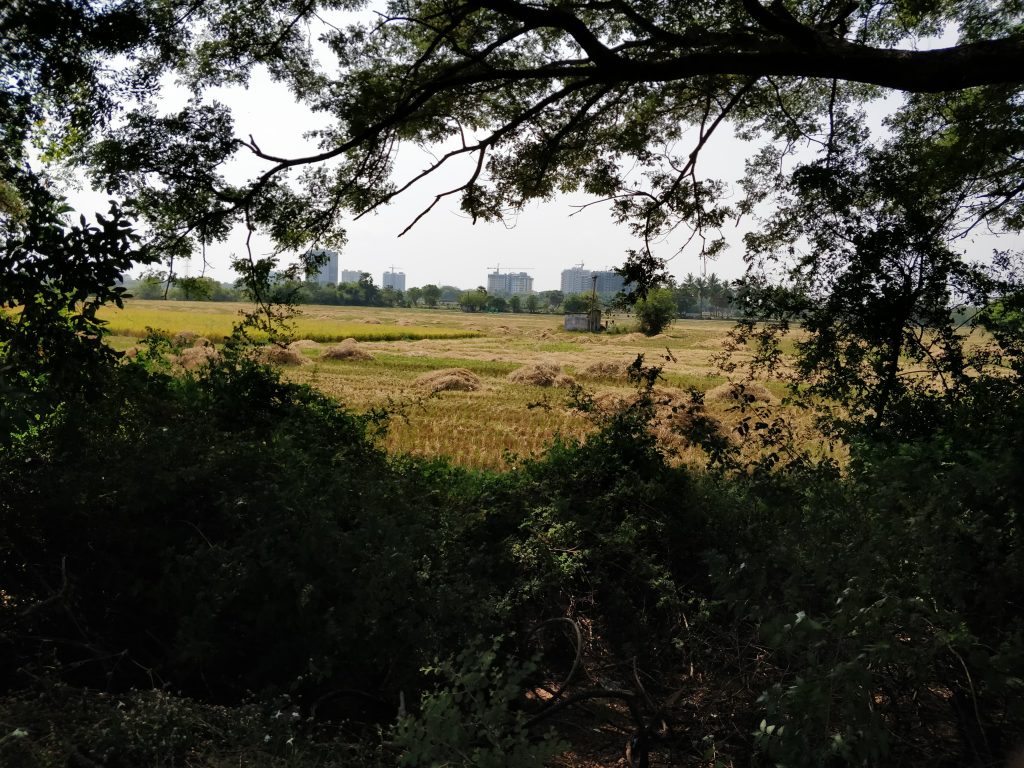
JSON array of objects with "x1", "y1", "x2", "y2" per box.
[
  {"x1": 487, "y1": 270, "x2": 534, "y2": 296},
  {"x1": 564, "y1": 310, "x2": 603, "y2": 332},
  {"x1": 306, "y1": 249, "x2": 339, "y2": 285},
  {"x1": 560, "y1": 265, "x2": 627, "y2": 296},
  {"x1": 382, "y1": 271, "x2": 406, "y2": 291},
  {"x1": 341, "y1": 269, "x2": 364, "y2": 284}
]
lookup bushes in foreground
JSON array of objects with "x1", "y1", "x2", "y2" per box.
[{"x1": 2, "y1": 355, "x2": 1023, "y2": 766}]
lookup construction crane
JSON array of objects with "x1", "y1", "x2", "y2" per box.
[
  {"x1": 486, "y1": 264, "x2": 534, "y2": 273},
  {"x1": 382, "y1": 264, "x2": 404, "y2": 291}
]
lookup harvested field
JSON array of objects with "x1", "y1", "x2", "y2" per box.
[{"x1": 104, "y1": 301, "x2": 825, "y2": 468}]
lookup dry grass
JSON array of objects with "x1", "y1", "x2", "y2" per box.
[
  {"x1": 508, "y1": 363, "x2": 575, "y2": 388},
  {"x1": 705, "y1": 381, "x2": 777, "y2": 404},
  {"x1": 103, "y1": 301, "x2": 831, "y2": 469},
  {"x1": 322, "y1": 338, "x2": 374, "y2": 361},
  {"x1": 258, "y1": 345, "x2": 310, "y2": 366},
  {"x1": 415, "y1": 368, "x2": 482, "y2": 392},
  {"x1": 172, "y1": 345, "x2": 220, "y2": 371},
  {"x1": 98, "y1": 300, "x2": 481, "y2": 342},
  {"x1": 579, "y1": 360, "x2": 629, "y2": 380}
]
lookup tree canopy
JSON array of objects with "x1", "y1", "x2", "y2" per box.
[{"x1": 3, "y1": 0, "x2": 1023, "y2": 285}]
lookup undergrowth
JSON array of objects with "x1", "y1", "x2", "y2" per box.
[{"x1": 2, "y1": 351, "x2": 1023, "y2": 766}]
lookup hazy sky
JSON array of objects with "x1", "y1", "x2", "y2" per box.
[
  {"x1": 69, "y1": 67, "x2": 755, "y2": 292},
  {"x1": 69, "y1": 43, "x2": 1015, "y2": 293}
]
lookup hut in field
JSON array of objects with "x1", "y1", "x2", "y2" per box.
[{"x1": 564, "y1": 309, "x2": 602, "y2": 332}]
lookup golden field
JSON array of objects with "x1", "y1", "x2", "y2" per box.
[
  {"x1": 106, "y1": 299, "x2": 818, "y2": 469},
  {"x1": 97, "y1": 300, "x2": 480, "y2": 342}
]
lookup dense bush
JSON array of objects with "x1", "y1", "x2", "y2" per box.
[
  {"x1": 1, "y1": 357, "x2": 455, "y2": 706},
  {"x1": 3, "y1": 351, "x2": 1024, "y2": 766}
]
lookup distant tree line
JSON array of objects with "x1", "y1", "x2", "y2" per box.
[{"x1": 125, "y1": 270, "x2": 740, "y2": 322}]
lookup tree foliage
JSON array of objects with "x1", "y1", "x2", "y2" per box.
[
  {"x1": 3, "y1": 0, "x2": 1020, "y2": 287},
  {"x1": 633, "y1": 287, "x2": 676, "y2": 335},
  {"x1": 4, "y1": 0, "x2": 1024, "y2": 765}
]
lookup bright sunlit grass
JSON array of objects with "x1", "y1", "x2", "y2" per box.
[{"x1": 102, "y1": 300, "x2": 820, "y2": 468}]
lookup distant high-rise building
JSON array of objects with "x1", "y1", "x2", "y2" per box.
[
  {"x1": 341, "y1": 269, "x2": 364, "y2": 284},
  {"x1": 487, "y1": 270, "x2": 534, "y2": 296},
  {"x1": 383, "y1": 271, "x2": 406, "y2": 291},
  {"x1": 560, "y1": 265, "x2": 626, "y2": 296},
  {"x1": 306, "y1": 249, "x2": 339, "y2": 285}
]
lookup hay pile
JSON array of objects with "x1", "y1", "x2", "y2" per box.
[
  {"x1": 590, "y1": 391, "x2": 629, "y2": 413},
  {"x1": 172, "y1": 344, "x2": 220, "y2": 371},
  {"x1": 705, "y1": 381, "x2": 776, "y2": 404},
  {"x1": 648, "y1": 388, "x2": 728, "y2": 452},
  {"x1": 581, "y1": 360, "x2": 628, "y2": 380},
  {"x1": 172, "y1": 331, "x2": 199, "y2": 347},
  {"x1": 323, "y1": 338, "x2": 373, "y2": 361},
  {"x1": 508, "y1": 363, "x2": 576, "y2": 388},
  {"x1": 288, "y1": 339, "x2": 321, "y2": 351},
  {"x1": 416, "y1": 368, "x2": 481, "y2": 392},
  {"x1": 258, "y1": 345, "x2": 310, "y2": 366}
]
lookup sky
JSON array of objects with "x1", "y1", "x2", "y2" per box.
[
  {"x1": 67, "y1": 30, "x2": 1016, "y2": 294},
  {"x1": 68, "y1": 67, "x2": 755, "y2": 293}
]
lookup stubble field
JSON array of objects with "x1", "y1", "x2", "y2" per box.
[{"x1": 103, "y1": 300, "x2": 812, "y2": 468}]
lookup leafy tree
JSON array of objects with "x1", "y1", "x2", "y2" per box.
[
  {"x1": 486, "y1": 294, "x2": 508, "y2": 312},
  {"x1": 508, "y1": 294, "x2": 522, "y2": 313},
  {"x1": 539, "y1": 290, "x2": 564, "y2": 312},
  {"x1": 439, "y1": 285, "x2": 461, "y2": 304},
  {"x1": 634, "y1": 287, "x2": 677, "y2": 335},
  {"x1": 421, "y1": 284, "x2": 442, "y2": 307},
  {"x1": 525, "y1": 294, "x2": 539, "y2": 314},
  {"x1": 459, "y1": 289, "x2": 488, "y2": 312},
  {"x1": 135, "y1": 269, "x2": 167, "y2": 300},
  {"x1": 381, "y1": 286, "x2": 404, "y2": 307},
  {"x1": 731, "y1": 116, "x2": 1006, "y2": 433},
  {"x1": 6, "y1": 0, "x2": 1011, "y2": 301},
  {"x1": 172, "y1": 275, "x2": 215, "y2": 301},
  {"x1": 562, "y1": 294, "x2": 590, "y2": 313},
  {"x1": 337, "y1": 273, "x2": 382, "y2": 306},
  {"x1": 405, "y1": 286, "x2": 423, "y2": 307}
]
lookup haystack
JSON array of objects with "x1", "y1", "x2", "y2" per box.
[
  {"x1": 259, "y1": 345, "x2": 310, "y2": 366},
  {"x1": 416, "y1": 368, "x2": 481, "y2": 392},
  {"x1": 508, "y1": 363, "x2": 576, "y2": 388},
  {"x1": 591, "y1": 391, "x2": 629, "y2": 413},
  {"x1": 581, "y1": 360, "x2": 628, "y2": 380},
  {"x1": 288, "y1": 339, "x2": 321, "y2": 351},
  {"x1": 705, "y1": 381, "x2": 776, "y2": 404},
  {"x1": 323, "y1": 338, "x2": 373, "y2": 361},
  {"x1": 172, "y1": 344, "x2": 220, "y2": 371},
  {"x1": 172, "y1": 331, "x2": 198, "y2": 347}
]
